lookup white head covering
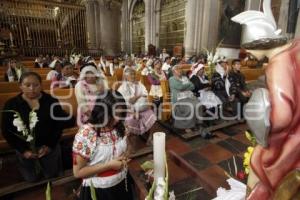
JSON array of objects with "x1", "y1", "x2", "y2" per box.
[
  {"x1": 190, "y1": 63, "x2": 205, "y2": 78},
  {"x1": 146, "y1": 59, "x2": 153, "y2": 67},
  {"x1": 79, "y1": 65, "x2": 101, "y2": 80},
  {"x1": 49, "y1": 59, "x2": 61, "y2": 69}
]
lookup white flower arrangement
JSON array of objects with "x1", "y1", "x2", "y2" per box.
[
  {"x1": 70, "y1": 53, "x2": 82, "y2": 65},
  {"x1": 3, "y1": 110, "x2": 41, "y2": 172},
  {"x1": 143, "y1": 157, "x2": 175, "y2": 200},
  {"x1": 204, "y1": 40, "x2": 224, "y2": 80},
  {"x1": 9, "y1": 110, "x2": 39, "y2": 143}
]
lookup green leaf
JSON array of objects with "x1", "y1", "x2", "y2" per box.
[
  {"x1": 90, "y1": 181, "x2": 97, "y2": 200},
  {"x1": 145, "y1": 180, "x2": 156, "y2": 200},
  {"x1": 164, "y1": 153, "x2": 169, "y2": 200},
  {"x1": 141, "y1": 160, "x2": 154, "y2": 171},
  {"x1": 45, "y1": 182, "x2": 51, "y2": 200}
]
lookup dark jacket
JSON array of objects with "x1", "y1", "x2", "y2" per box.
[
  {"x1": 228, "y1": 71, "x2": 247, "y2": 96},
  {"x1": 190, "y1": 75, "x2": 210, "y2": 97},
  {"x1": 1, "y1": 92, "x2": 76, "y2": 153}
]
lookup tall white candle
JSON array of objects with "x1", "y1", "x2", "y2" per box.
[
  {"x1": 153, "y1": 132, "x2": 166, "y2": 180},
  {"x1": 9, "y1": 32, "x2": 13, "y2": 45},
  {"x1": 87, "y1": 31, "x2": 90, "y2": 42},
  {"x1": 26, "y1": 27, "x2": 29, "y2": 37}
]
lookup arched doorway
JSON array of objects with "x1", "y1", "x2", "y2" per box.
[
  {"x1": 131, "y1": 0, "x2": 145, "y2": 55},
  {"x1": 159, "y1": 0, "x2": 186, "y2": 53}
]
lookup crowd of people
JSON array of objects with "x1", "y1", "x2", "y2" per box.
[{"x1": 1, "y1": 49, "x2": 252, "y2": 199}]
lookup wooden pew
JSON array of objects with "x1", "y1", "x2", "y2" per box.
[
  {"x1": 0, "y1": 88, "x2": 78, "y2": 151},
  {"x1": 114, "y1": 68, "x2": 123, "y2": 81},
  {"x1": 160, "y1": 80, "x2": 172, "y2": 122},
  {"x1": 0, "y1": 80, "x2": 52, "y2": 93},
  {"x1": 240, "y1": 68, "x2": 265, "y2": 81}
]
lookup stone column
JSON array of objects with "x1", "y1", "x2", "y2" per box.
[
  {"x1": 278, "y1": 0, "x2": 290, "y2": 37},
  {"x1": 295, "y1": 11, "x2": 300, "y2": 37},
  {"x1": 98, "y1": 1, "x2": 122, "y2": 55},
  {"x1": 184, "y1": 0, "x2": 197, "y2": 57},
  {"x1": 121, "y1": 0, "x2": 130, "y2": 53},
  {"x1": 94, "y1": 1, "x2": 101, "y2": 48},
  {"x1": 154, "y1": 5, "x2": 161, "y2": 48},
  {"x1": 85, "y1": 0, "x2": 96, "y2": 48},
  {"x1": 185, "y1": 0, "x2": 220, "y2": 57},
  {"x1": 144, "y1": 0, "x2": 152, "y2": 53}
]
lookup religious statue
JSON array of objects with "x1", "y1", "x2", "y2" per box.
[{"x1": 232, "y1": 0, "x2": 300, "y2": 199}]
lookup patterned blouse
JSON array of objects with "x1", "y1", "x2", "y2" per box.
[{"x1": 72, "y1": 124, "x2": 127, "y2": 188}]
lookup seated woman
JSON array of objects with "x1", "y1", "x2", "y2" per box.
[
  {"x1": 211, "y1": 58, "x2": 238, "y2": 115},
  {"x1": 4, "y1": 58, "x2": 27, "y2": 82},
  {"x1": 73, "y1": 90, "x2": 133, "y2": 200},
  {"x1": 228, "y1": 59, "x2": 251, "y2": 105},
  {"x1": 46, "y1": 60, "x2": 63, "y2": 81},
  {"x1": 147, "y1": 60, "x2": 166, "y2": 115},
  {"x1": 190, "y1": 64, "x2": 222, "y2": 110},
  {"x1": 52, "y1": 62, "x2": 78, "y2": 88},
  {"x1": 169, "y1": 65, "x2": 211, "y2": 137},
  {"x1": 1, "y1": 72, "x2": 75, "y2": 182},
  {"x1": 75, "y1": 63, "x2": 108, "y2": 125},
  {"x1": 117, "y1": 68, "x2": 157, "y2": 138}
]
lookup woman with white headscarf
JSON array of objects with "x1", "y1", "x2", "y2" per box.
[
  {"x1": 118, "y1": 67, "x2": 157, "y2": 138},
  {"x1": 211, "y1": 58, "x2": 239, "y2": 115},
  {"x1": 190, "y1": 64, "x2": 222, "y2": 109},
  {"x1": 75, "y1": 63, "x2": 108, "y2": 125}
]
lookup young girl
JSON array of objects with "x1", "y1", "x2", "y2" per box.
[{"x1": 72, "y1": 90, "x2": 133, "y2": 200}]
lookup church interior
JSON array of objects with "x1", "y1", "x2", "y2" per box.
[{"x1": 0, "y1": 0, "x2": 300, "y2": 199}]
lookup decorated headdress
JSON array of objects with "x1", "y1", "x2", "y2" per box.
[{"x1": 231, "y1": 0, "x2": 287, "y2": 49}]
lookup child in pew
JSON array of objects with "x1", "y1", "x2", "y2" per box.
[
  {"x1": 46, "y1": 59, "x2": 63, "y2": 81},
  {"x1": 1, "y1": 72, "x2": 76, "y2": 182},
  {"x1": 72, "y1": 90, "x2": 133, "y2": 200},
  {"x1": 52, "y1": 62, "x2": 78, "y2": 88},
  {"x1": 147, "y1": 59, "x2": 167, "y2": 116},
  {"x1": 4, "y1": 58, "x2": 27, "y2": 82},
  {"x1": 75, "y1": 63, "x2": 108, "y2": 125},
  {"x1": 227, "y1": 59, "x2": 252, "y2": 106}
]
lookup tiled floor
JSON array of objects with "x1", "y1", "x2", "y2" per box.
[
  {"x1": 129, "y1": 121, "x2": 250, "y2": 199},
  {"x1": 0, "y1": 122, "x2": 250, "y2": 200}
]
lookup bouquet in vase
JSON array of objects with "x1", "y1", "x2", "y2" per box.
[{"x1": 204, "y1": 40, "x2": 224, "y2": 80}]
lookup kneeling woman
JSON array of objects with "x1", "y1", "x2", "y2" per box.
[{"x1": 72, "y1": 90, "x2": 133, "y2": 200}]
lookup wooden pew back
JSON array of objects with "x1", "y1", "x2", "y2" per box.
[{"x1": 0, "y1": 80, "x2": 52, "y2": 93}]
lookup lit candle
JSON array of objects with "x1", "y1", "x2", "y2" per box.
[
  {"x1": 153, "y1": 132, "x2": 166, "y2": 180},
  {"x1": 9, "y1": 32, "x2": 13, "y2": 45}
]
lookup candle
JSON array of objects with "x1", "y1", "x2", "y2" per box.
[
  {"x1": 153, "y1": 132, "x2": 166, "y2": 180},
  {"x1": 87, "y1": 31, "x2": 90, "y2": 42},
  {"x1": 57, "y1": 29, "x2": 60, "y2": 38},
  {"x1": 26, "y1": 27, "x2": 29, "y2": 37},
  {"x1": 9, "y1": 32, "x2": 13, "y2": 45}
]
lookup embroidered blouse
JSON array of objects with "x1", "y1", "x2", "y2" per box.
[{"x1": 73, "y1": 124, "x2": 127, "y2": 188}]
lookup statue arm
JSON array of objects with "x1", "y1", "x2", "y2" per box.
[{"x1": 267, "y1": 57, "x2": 294, "y2": 133}]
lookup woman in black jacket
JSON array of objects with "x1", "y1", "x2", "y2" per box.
[{"x1": 2, "y1": 72, "x2": 75, "y2": 182}]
